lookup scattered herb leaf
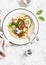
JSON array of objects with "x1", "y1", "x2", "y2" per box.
[
  {"x1": 36, "y1": 10, "x2": 43, "y2": 15},
  {"x1": 38, "y1": 16, "x2": 45, "y2": 21}
]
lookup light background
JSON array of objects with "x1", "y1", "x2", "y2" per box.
[{"x1": 0, "y1": 0, "x2": 46, "y2": 65}]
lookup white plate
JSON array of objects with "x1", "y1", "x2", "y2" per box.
[{"x1": 2, "y1": 8, "x2": 39, "y2": 45}]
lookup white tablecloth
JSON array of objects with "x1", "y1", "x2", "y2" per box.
[{"x1": 0, "y1": 0, "x2": 46, "y2": 65}]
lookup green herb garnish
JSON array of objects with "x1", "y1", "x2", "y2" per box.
[
  {"x1": 36, "y1": 10, "x2": 43, "y2": 15},
  {"x1": 12, "y1": 30, "x2": 17, "y2": 34},
  {"x1": 38, "y1": 16, "x2": 45, "y2": 21},
  {"x1": 22, "y1": 31, "x2": 27, "y2": 34},
  {"x1": 12, "y1": 25, "x2": 16, "y2": 30},
  {"x1": 8, "y1": 22, "x2": 13, "y2": 27},
  {"x1": 16, "y1": 20, "x2": 23, "y2": 28}
]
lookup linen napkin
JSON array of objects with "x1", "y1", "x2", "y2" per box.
[{"x1": 0, "y1": 32, "x2": 5, "y2": 59}]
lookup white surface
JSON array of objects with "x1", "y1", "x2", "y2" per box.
[{"x1": 0, "y1": 0, "x2": 46, "y2": 65}]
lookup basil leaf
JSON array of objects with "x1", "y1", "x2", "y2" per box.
[
  {"x1": 38, "y1": 16, "x2": 45, "y2": 21},
  {"x1": 36, "y1": 10, "x2": 43, "y2": 15}
]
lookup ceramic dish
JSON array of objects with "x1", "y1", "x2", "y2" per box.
[{"x1": 2, "y1": 8, "x2": 39, "y2": 45}]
